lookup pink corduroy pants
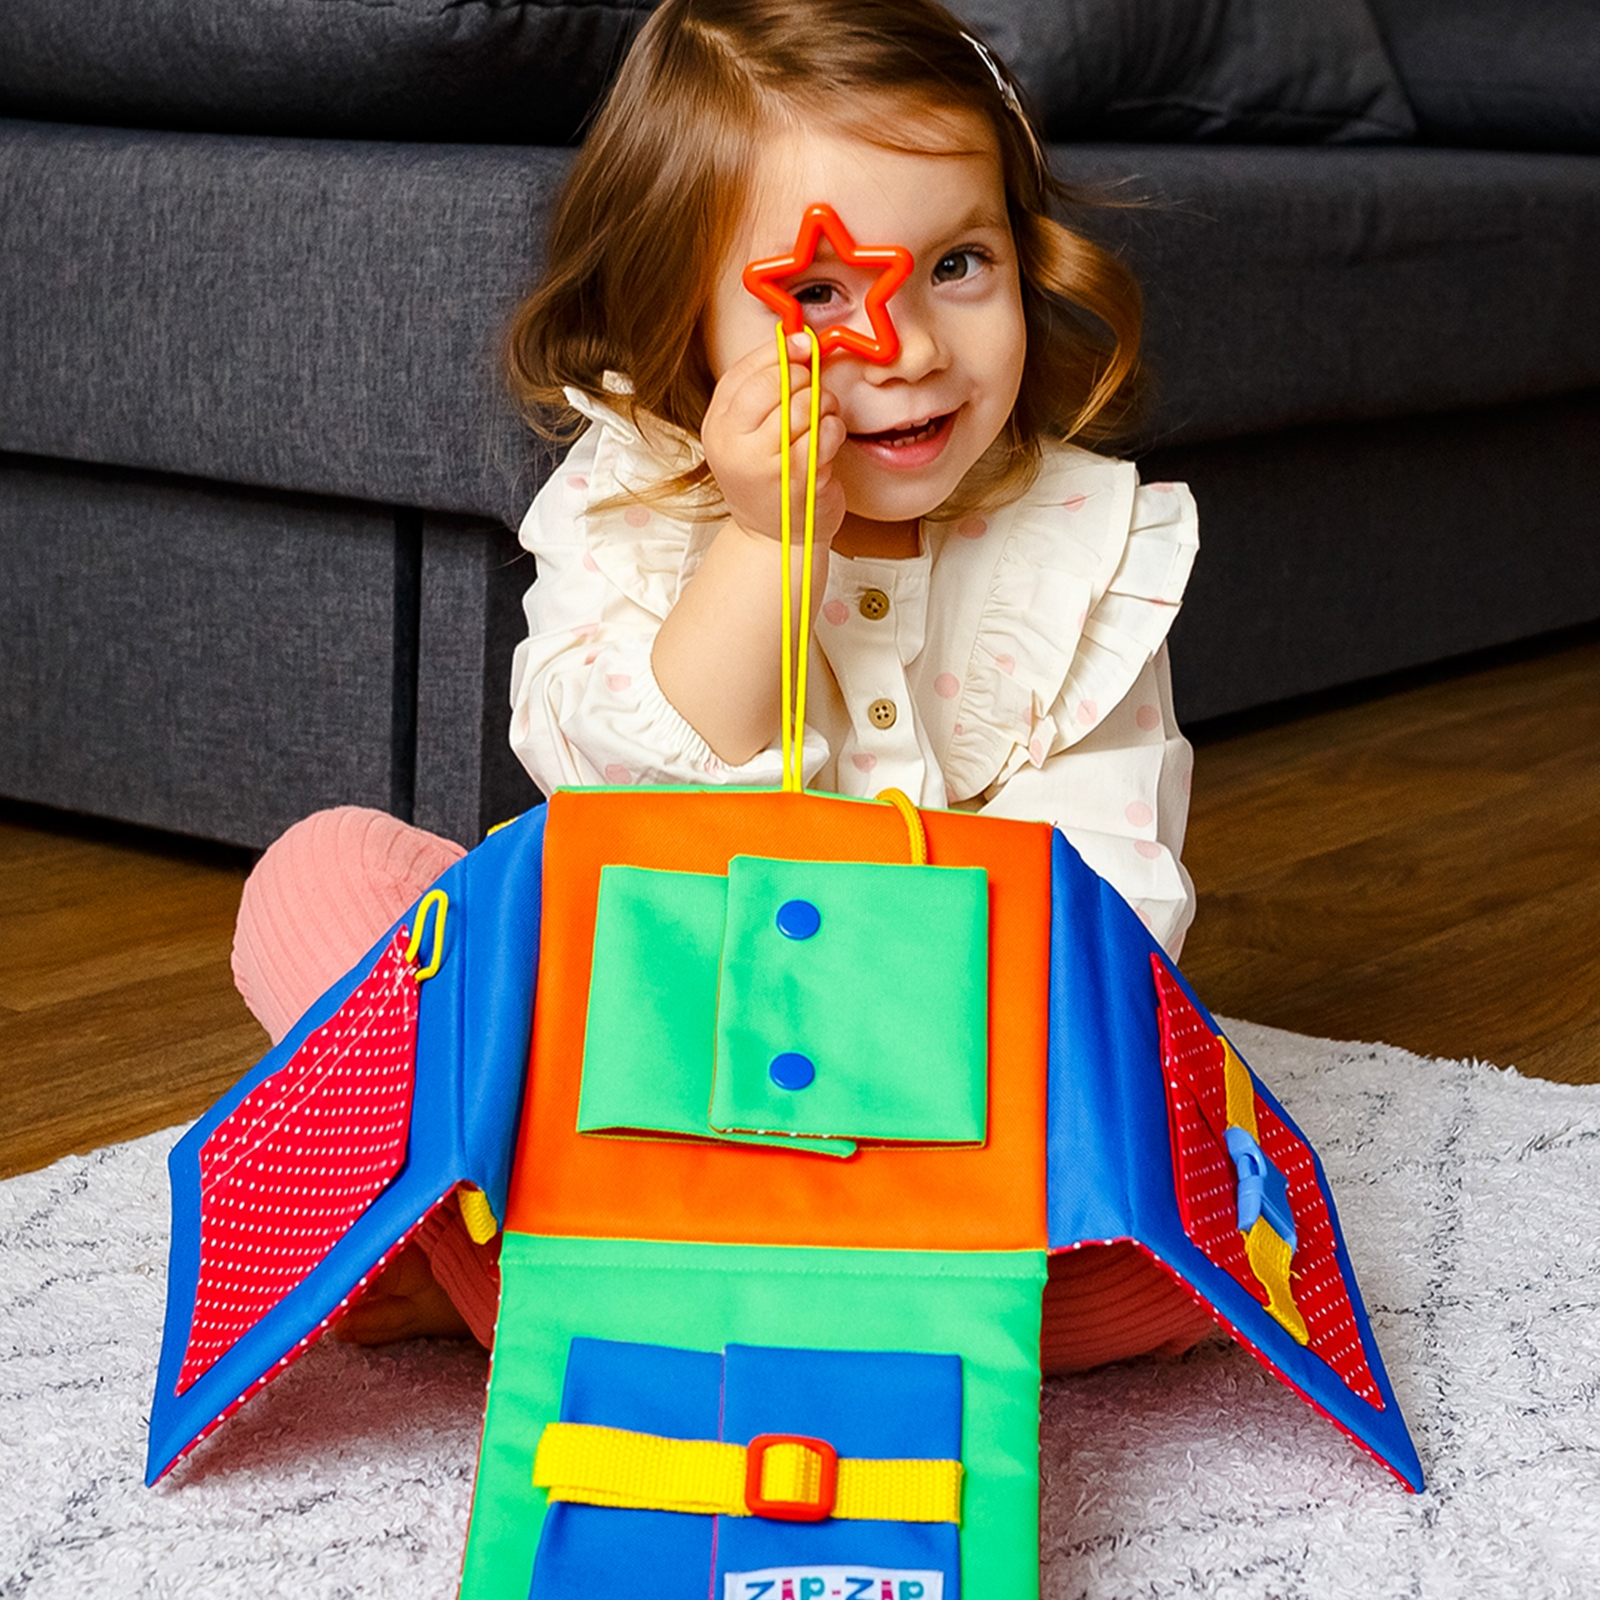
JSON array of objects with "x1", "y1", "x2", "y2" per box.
[
  {"x1": 230, "y1": 806, "x2": 498, "y2": 1344},
  {"x1": 232, "y1": 806, "x2": 1215, "y2": 1365}
]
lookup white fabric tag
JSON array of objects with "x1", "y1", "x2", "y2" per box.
[{"x1": 723, "y1": 1570, "x2": 943, "y2": 1600}]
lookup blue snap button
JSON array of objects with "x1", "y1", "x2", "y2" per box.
[
  {"x1": 769, "y1": 1052, "x2": 816, "y2": 1091},
  {"x1": 775, "y1": 899, "x2": 821, "y2": 940}
]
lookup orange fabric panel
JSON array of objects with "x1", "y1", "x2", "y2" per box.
[{"x1": 505, "y1": 789, "x2": 1052, "y2": 1251}]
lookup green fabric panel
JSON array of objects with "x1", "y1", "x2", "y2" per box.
[
  {"x1": 579, "y1": 865, "x2": 850, "y2": 1158},
  {"x1": 459, "y1": 1236, "x2": 1046, "y2": 1600},
  {"x1": 713, "y1": 857, "x2": 989, "y2": 1143}
]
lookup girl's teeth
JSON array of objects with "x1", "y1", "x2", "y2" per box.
[{"x1": 878, "y1": 418, "x2": 939, "y2": 446}]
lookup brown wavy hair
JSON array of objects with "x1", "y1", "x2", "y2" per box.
[{"x1": 505, "y1": 0, "x2": 1143, "y2": 515}]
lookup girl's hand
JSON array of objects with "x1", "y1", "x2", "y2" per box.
[{"x1": 701, "y1": 333, "x2": 847, "y2": 546}]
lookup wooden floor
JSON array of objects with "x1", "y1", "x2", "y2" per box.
[
  {"x1": 3, "y1": 629, "x2": 1598, "y2": 1180},
  {"x1": 1180, "y1": 629, "x2": 1600, "y2": 1082}
]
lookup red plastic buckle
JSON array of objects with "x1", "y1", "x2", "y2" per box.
[{"x1": 743, "y1": 1432, "x2": 839, "y2": 1522}]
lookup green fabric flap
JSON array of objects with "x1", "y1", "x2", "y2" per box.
[
  {"x1": 460, "y1": 1235, "x2": 1046, "y2": 1600},
  {"x1": 579, "y1": 865, "x2": 852, "y2": 1158},
  {"x1": 712, "y1": 856, "x2": 989, "y2": 1144}
]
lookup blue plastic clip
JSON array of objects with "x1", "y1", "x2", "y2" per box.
[{"x1": 1224, "y1": 1125, "x2": 1297, "y2": 1251}]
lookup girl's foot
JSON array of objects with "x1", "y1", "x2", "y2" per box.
[{"x1": 332, "y1": 1242, "x2": 473, "y2": 1345}]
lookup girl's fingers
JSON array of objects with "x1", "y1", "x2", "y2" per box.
[
  {"x1": 785, "y1": 413, "x2": 847, "y2": 482},
  {"x1": 732, "y1": 353, "x2": 825, "y2": 443},
  {"x1": 786, "y1": 403, "x2": 844, "y2": 465},
  {"x1": 815, "y1": 412, "x2": 847, "y2": 464},
  {"x1": 709, "y1": 336, "x2": 805, "y2": 431},
  {"x1": 784, "y1": 373, "x2": 838, "y2": 443}
]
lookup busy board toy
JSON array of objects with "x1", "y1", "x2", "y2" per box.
[{"x1": 150, "y1": 207, "x2": 1421, "y2": 1600}]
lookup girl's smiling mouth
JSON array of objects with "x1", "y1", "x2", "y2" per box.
[{"x1": 847, "y1": 409, "x2": 957, "y2": 468}]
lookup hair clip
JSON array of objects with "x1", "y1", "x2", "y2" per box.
[
  {"x1": 961, "y1": 30, "x2": 1025, "y2": 119},
  {"x1": 742, "y1": 204, "x2": 913, "y2": 366}
]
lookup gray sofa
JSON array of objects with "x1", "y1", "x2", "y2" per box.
[{"x1": 3, "y1": 0, "x2": 1598, "y2": 849}]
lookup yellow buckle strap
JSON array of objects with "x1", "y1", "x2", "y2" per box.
[
  {"x1": 533, "y1": 1422, "x2": 962, "y2": 1525},
  {"x1": 1244, "y1": 1215, "x2": 1310, "y2": 1344},
  {"x1": 1221, "y1": 1037, "x2": 1310, "y2": 1343},
  {"x1": 835, "y1": 1455, "x2": 960, "y2": 1523},
  {"x1": 535, "y1": 1422, "x2": 744, "y2": 1516},
  {"x1": 1220, "y1": 1037, "x2": 1258, "y2": 1140}
]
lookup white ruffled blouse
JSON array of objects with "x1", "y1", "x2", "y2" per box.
[{"x1": 509, "y1": 389, "x2": 1200, "y2": 954}]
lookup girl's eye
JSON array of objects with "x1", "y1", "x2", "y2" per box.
[
  {"x1": 932, "y1": 248, "x2": 986, "y2": 285},
  {"x1": 792, "y1": 281, "x2": 840, "y2": 307}
]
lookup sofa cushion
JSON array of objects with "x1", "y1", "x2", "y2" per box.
[
  {"x1": 1367, "y1": 0, "x2": 1600, "y2": 153},
  {"x1": 1064, "y1": 143, "x2": 1600, "y2": 448},
  {"x1": 0, "y1": 119, "x2": 560, "y2": 526},
  {"x1": 0, "y1": 0, "x2": 654, "y2": 146},
  {"x1": 5, "y1": 122, "x2": 1599, "y2": 520},
  {"x1": 0, "y1": 0, "x2": 1413, "y2": 147},
  {"x1": 960, "y1": 0, "x2": 1416, "y2": 144}
]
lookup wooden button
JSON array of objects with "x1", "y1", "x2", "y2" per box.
[
  {"x1": 867, "y1": 698, "x2": 898, "y2": 729},
  {"x1": 859, "y1": 588, "x2": 890, "y2": 621}
]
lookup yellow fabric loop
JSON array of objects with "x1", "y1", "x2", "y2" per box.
[
  {"x1": 533, "y1": 1422, "x2": 962, "y2": 1524},
  {"x1": 777, "y1": 321, "x2": 823, "y2": 794},
  {"x1": 1245, "y1": 1216, "x2": 1310, "y2": 1344},
  {"x1": 875, "y1": 787, "x2": 928, "y2": 865},
  {"x1": 457, "y1": 1186, "x2": 498, "y2": 1245},
  {"x1": 404, "y1": 889, "x2": 449, "y2": 982}
]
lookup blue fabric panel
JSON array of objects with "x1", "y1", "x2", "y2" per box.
[
  {"x1": 561, "y1": 1337, "x2": 725, "y2": 1437},
  {"x1": 529, "y1": 1339, "x2": 722, "y2": 1600},
  {"x1": 530, "y1": 1339, "x2": 962, "y2": 1597},
  {"x1": 721, "y1": 1345, "x2": 962, "y2": 1455},
  {"x1": 1043, "y1": 830, "x2": 1152, "y2": 1248},
  {"x1": 716, "y1": 1346, "x2": 961, "y2": 1591},
  {"x1": 146, "y1": 805, "x2": 547, "y2": 1484},
  {"x1": 453, "y1": 811, "x2": 549, "y2": 1220},
  {"x1": 1043, "y1": 828, "x2": 1423, "y2": 1490}
]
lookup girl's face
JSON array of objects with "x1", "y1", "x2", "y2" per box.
[{"x1": 704, "y1": 105, "x2": 1026, "y2": 530}]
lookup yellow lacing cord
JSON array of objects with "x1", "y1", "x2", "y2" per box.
[
  {"x1": 875, "y1": 786, "x2": 928, "y2": 865},
  {"x1": 777, "y1": 321, "x2": 823, "y2": 794},
  {"x1": 404, "y1": 888, "x2": 449, "y2": 983},
  {"x1": 774, "y1": 324, "x2": 929, "y2": 869},
  {"x1": 533, "y1": 1421, "x2": 962, "y2": 1524}
]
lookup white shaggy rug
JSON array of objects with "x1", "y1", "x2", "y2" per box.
[{"x1": 4, "y1": 1020, "x2": 1600, "y2": 1598}]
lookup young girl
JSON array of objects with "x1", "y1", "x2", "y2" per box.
[{"x1": 231, "y1": 0, "x2": 1209, "y2": 1364}]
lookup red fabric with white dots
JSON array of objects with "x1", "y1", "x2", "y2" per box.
[
  {"x1": 177, "y1": 929, "x2": 419, "y2": 1393},
  {"x1": 1153, "y1": 957, "x2": 1383, "y2": 1407},
  {"x1": 1154, "y1": 960, "x2": 1260, "y2": 1301}
]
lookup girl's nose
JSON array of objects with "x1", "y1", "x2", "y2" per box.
[{"x1": 870, "y1": 307, "x2": 944, "y2": 384}]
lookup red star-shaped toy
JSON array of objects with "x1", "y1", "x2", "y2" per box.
[{"x1": 741, "y1": 203, "x2": 914, "y2": 365}]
